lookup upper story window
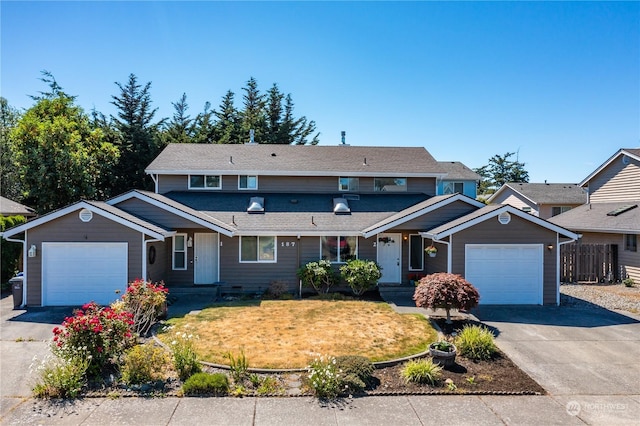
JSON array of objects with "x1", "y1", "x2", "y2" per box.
[
  {"x1": 374, "y1": 178, "x2": 407, "y2": 192},
  {"x1": 624, "y1": 234, "x2": 637, "y2": 252},
  {"x1": 339, "y1": 177, "x2": 359, "y2": 191},
  {"x1": 239, "y1": 175, "x2": 258, "y2": 190},
  {"x1": 443, "y1": 182, "x2": 464, "y2": 194},
  {"x1": 321, "y1": 236, "x2": 357, "y2": 263},
  {"x1": 189, "y1": 175, "x2": 221, "y2": 190},
  {"x1": 551, "y1": 206, "x2": 572, "y2": 217}
]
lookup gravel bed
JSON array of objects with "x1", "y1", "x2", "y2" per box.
[{"x1": 560, "y1": 283, "x2": 640, "y2": 313}]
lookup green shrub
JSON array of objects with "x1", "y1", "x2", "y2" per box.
[
  {"x1": 227, "y1": 349, "x2": 249, "y2": 384},
  {"x1": 307, "y1": 355, "x2": 341, "y2": 399},
  {"x1": 623, "y1": 278, "x2": 635, "y2": 288},
  {"x1": 334, "y1": 355, "x2": 374, "y2": 392},
  {"x1": 256, "y1": 376, "x2": 283, "y2": 395},
  {"x1": 182, "y1": 372, "x2": 229, "y2": 396},
  {"x1": 340, "y1": 259, "x2": 382, "y2": 296},
  {"x1": 166, "y1": 326, "x2": 201, "y2": 381},
  {"x1": 31, "y1": 355, "x2": 88, "y2": 398},
  {"x1": 119, "y1": 279, "x2": 168, "y2": 337},
  {"x1": 297, "y1": 260, "x2": 338, "y2": 294},
  {"x1": 455, "y1": 324, "x2": 497, "y2": 360},
  {"x1": 401, "y1": 358, "x2": 442, "y2": 385},
  {"x1": 121, "y1": 343, "x2": 169, "y2": 385},
  {"x1": 263, "y1": 280, "x2": 290, "y2": 299},
  {"x1": 0, "y1": 215, "x2": 26, "y2": 284}
]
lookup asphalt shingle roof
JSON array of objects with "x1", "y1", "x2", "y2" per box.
[
  {"x1": 85, "y1": 201, "x2": 173, "y2": 236},
  {"x1": 498, "y1": 183, "x2": 587, "y2": 205},
  {"x1": 146, "y1": 144, "x2": 444, "y2": 176},
  {"x1": 548, "y1": 201, "x2": 640, "y2": 233},
  {"x1": 437, "y1": 162, "x2": 481, "y2": 181},
  {"x1": 0, "y1": 196, "x2": 35, "y2": 216}
]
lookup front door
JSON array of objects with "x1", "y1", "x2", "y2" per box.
[
  {"x1": 194, "y1": 233, "x2": 219, "y2": 284},
  {"x1": 377, "y1": 233, "x2": 402, "y2": 283}
]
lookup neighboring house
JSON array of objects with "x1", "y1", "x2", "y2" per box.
[
  {"x1": 488, "y1": 183, "x2": 587, "y2": 219},
  {"x1": 550, "y1": 148, "x2": 640, "y2": 282},
  {"x1": 0, "y1": 196, "x2": 36, "y2": 218},
  {"x1": 436, "y1": 161, "x2": 480, "y2": 199},
  {"x1": 2, "y1": 144, "x2": 577, "y2": 307}
]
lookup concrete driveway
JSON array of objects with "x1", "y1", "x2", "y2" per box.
[{"x1": 473, "y1": 304, "x2": 640, "y2": 424}]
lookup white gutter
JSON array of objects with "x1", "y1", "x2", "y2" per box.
[
  {"x1": 556, "y1": 233, "x2": 580, "y2": 305},
  {"x1": 4, "y1": 232, "x2": 27, "y2": 308}
]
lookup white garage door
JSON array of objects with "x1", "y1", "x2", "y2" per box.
[
  {"x1": 42, "y1": 242, "x2": 128, "y2": 306},
  {"x1": 465, "y1": 244, "x2": 543, "y2": 304}
]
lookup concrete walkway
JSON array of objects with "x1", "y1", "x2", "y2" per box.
[{"x1": 2, "y1": 292, "x2": 640, "y2": 425}]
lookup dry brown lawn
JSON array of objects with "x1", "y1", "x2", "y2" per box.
[{"x1": 160, "y1": 300, "x2": 436, "y2": 369}]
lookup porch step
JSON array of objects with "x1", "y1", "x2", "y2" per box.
[{"x1": 378, "y1": 284, "x2": 416, "y2": 297}]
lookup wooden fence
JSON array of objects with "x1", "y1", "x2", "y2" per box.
[{"x1": 560, "y1": 243, "x2": 619, "y2": 283}]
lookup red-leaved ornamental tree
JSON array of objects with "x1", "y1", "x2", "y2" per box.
[{"x1": 413, "y1": 273, "x2": 480, "y2": 324}]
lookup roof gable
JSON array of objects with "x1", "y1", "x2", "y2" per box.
[
  {"x1": 146, "y1": 144, "x2": 445, "y2": 177},
  {"x1": 580, "y1": 148, "x2": 640, "y2": 187},
  {"x1": 488, "y1": 183, "x2": 587, "y2": 205}
]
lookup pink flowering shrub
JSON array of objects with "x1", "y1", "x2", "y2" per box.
[
  {"x1": 52, "y1": 302, "x2": 135, "y2": 377},
  {"x1": 119, "y1": 279, "x2": 168, "y2": 336},
  {"x1": 413, "y1": 273, "x2": 480, "y2": 324}
]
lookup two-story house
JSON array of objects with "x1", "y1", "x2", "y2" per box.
[
  {"x1": 550, "y1": 148, "x2": 640, "y2": 282},
  {"x1": 3, "y1": 144, "x2": 577, "y2": 307},
  {"x1": 488, "y1": 183, "x2": 587, "y2": 219}
]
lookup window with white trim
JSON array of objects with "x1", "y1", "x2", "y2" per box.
[
  {"x1": 409, "y1": 235, "x2": 424, "y2": 271},
  {"x1": 239, "y1": 175, "x2": 258, "y2": 190},
  {"x1": 321, "y1": 236, "x2": 357, "y2": 263},
  {"x1": 173, "y1": 234, "x2": 187, "y2": 270},
  {"x1": 189, "y1": 175, "x2": 221, "y2": 189},
  {"x1": 624, "y1": 234, "x2": 637, "y2": 252},
  {"x1": 551, "y1": 206, "x2": 572, "y2": 217},
  {"x1": 443, "y1": 182, "x2": 464, "y2": 194},
  {"x1": 374, "y1": 177, "x2": 407, "y2": 192},
  {"x1": 339, "y1": 177, "x2": 359, "y2": 191},
  {"x1": 240, "y1": 236, "x2": 276, "y2": 262}
]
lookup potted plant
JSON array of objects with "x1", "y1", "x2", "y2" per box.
[
  {"x1": 429, "y1": 340, "x2": 457, "y2": 367},
  {"x1": 425, "y1": 245, "x2": 438, "y2": 257}
]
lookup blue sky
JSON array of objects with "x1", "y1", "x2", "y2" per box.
[{"x1": 2, "y1": 1, "x2": 638, "y2": 183}]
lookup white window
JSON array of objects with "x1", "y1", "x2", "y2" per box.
[
  {"x1": 240, "y1": 236, "x2": 276, "y2": 262},
  {"x1": 239, "y1": 175, "x2": 258, "y2": 190},
  {"x1": 551, "y1": 206, "x2": 572, "y2": 217},
  {"x1": 339, "y1": 177, "x2": 359, "y2": 191},
  {"x1": 321, "y1": 236, "x2": 357, "y2": 263},
  {"x1": 443, "y1": 182, "x2": 464, "y2": 195},
  {"x1": 374, "y1": 178, "x2": 407, "y2": 192},
  {"x1": 409, "y1": 235, "x2": 424, "y2": 271},
  {"x1": 189, "y1": 175, "x2": 221, "y2": 190},
  {"x1": 173, "y1": 234, "x2": 187, "y2": 270}
]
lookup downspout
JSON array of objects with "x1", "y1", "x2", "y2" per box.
[
  {"x1": 150, "y1": 174, "x2": 159, "y2": 194},
  {"x1": 5, "y1": 233, "x2": 27, "y2": 308},
  {"x1": 557, "y1": 234, "x2": 578, "y2": 306},
  {"x1": 297, "y1": 235, "x2": 302, "y2": 299}
]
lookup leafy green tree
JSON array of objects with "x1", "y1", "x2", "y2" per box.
[
  {"x1": 110, "y1": 74, "x2": 165, "y2": 193},
  {"x1": 163, "y1": 93, "x2": 194, "y2": 144},
  {"x1": 0, "y1": 97, "x2": 22, "y2": 200},
  {"x1": 474, "y1": 152, "x2": 529, "y2": 194},
  {"x1": 10, "y1": 74, "x2": 118, "y2": 213},
  {"x1": 1, "y1": 215, "x2": 26, "y2": 284},
  {"x1": 213, "y1": 90, "x2": 241, "y2": 144}
]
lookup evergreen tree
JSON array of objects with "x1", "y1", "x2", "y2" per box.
[
  {"x1": 163, "y1": 93, "x2": 194, "y2": 144},
  {"x1": 0, "y1": 97, "x2": 22, "y2": 200},
  {"x1": 11, "y1": 75, "x2": 118, "y2": 213},
  {"x1": 110, "y1": 74, "x2": 165, "y2": 193},
  {"x1": 280, "y1": 94, "x2": 320, "y2": 145},
  {"x1": 264, "y1": 84, "x2": 284, "y2": 144},
  {"x1": 192, "y1": 101, "x2": 216, "y2": 144},
  {"x1": 239, "y1": 77, "x2": 266, "y2": 143},
  {"x1": 213, "y1": 90, "x2": 241, "y2": 144},
  {"x1": 474, "y1": 152, "x2": 529, "y2": 194}
]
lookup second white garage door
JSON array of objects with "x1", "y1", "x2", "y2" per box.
[
  {"x1": 465, "y1": 244, "x2": 543, "y2": 304},
  {"x1": 42, "y1": 242, "x2": 128, "y2": 306}
]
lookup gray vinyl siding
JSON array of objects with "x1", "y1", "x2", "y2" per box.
[
  {"x1": 425, "y1": 241, "x2": 448, "y2": 276},
  {"x1": 115, "y1": 198, "x2": 209, "y2": 230},
  {"x1": 538, "y1": 204, "x2": 580, "y2": 220},
  {"x1": 146, "y1": 240, "x2": 167, "y2": 283},
  {"x1": 580, "y1": 232, "x2": 640, "y2": 283},
  {"x1": 26, "y1": 213, "x2": 143, "y2": 307},
  {"x1": 492, "y1": 190, "x2": 538, "y2": 215},
  {"x1": 165, "y1": 231, "x2": 194, "y2": 285},
  {"x1": 156, "y1": 174, "x2": 436, "y2": 195},
  {"x1": 588, "y1": 155, "x2": 640, "y2": 203},
  {"x1": 449, "y1": 215, "x2": 558, "y2": 305}
]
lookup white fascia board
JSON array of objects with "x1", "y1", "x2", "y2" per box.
[
  {"x1": 579, "y1": 149, "x2": 640, "y2": 187},
  {"x1": 487, "y1": 184, "x2": 538, "y2": 206},
  {"x1": 1, "y1": 201, "x2": 167, "y2": 240},
  {"x1": 145, "y1": 169, "x2": 444, "y2": 178},
  {"x1": 362, "y1": 194, "x2": 484, "y2": 239},
  {"x1": 425, "y1": 205, "x2": 580, "y2": 241},
  {"x1": 234, "y1": 230, "x2": 363, "y2": 237},
  {"x1": 107, "y1": 191, "x2": 235, "y2": 237},
  {"x1": 565, "y1": 227, "x2": 639, "y2": 235}
]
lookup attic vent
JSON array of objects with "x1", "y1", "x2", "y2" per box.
[
  {"x1": 333, "y1": 198, "x2": 351, "y2": 214},
  {"x1": 622, "y1": 155, "x2": 630, "y2": 165},
  {"x1": 497, "y1": 211, "x2": 511, "y2": 225},
  {"x1": 343, "y1": 194, "x2": 360, "y2": 201},
  {"x1": 247, "y1": 197, "x2": 265, "y2": 213},
  {"x1": 607, "y1": 204, "x2": 637, "y2": 217},
  {"x1": 79, "y1": 209, "x2": 93, "y2": 223}
]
